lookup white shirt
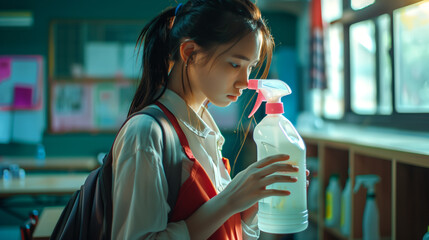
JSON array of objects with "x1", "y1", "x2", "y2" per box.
[{"x1": 111, "y1": 89, "x2": 259, "y2": 239}]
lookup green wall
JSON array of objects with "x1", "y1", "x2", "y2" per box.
[{"x1": 0, "y1": 1, "x2": 297, "y2": 160}]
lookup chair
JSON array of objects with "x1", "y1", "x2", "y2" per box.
[{"x1": 20, "y1": 210, "x2": 39, "y2": 240}]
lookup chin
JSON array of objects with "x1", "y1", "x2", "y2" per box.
[{"x1": 210, "y1": 100, "x2": 231, "y2": 108}]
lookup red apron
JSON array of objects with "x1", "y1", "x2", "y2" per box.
[{"x1": 156, "y1": 102, "x2": 243, "y2": 240}]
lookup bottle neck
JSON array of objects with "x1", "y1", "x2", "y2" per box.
[{"x1": 266, "y1": 102, "x2": 284, "y2": 115}]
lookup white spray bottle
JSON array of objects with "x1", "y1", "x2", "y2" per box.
[
  {"x1": 248, "y1": 79, "x2": 308, "y2": 234},
  {"x1": 354, "y1": 175, "x2": 381, "y2": 240},
  {"x1": 341, "y1": 169, "x2": 352, "y2": 236}
]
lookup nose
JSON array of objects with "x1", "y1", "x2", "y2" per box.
[{"x1": 234, "y1": 70, "x2": 249, "y2": 90}]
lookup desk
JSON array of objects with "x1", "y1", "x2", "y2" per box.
[
  {"x1": 0, "y1": 173, "x2": 88, "y2": 197},
  {"x1": 0, "y1": 157, "x2": 99, "y2": 171},
  {"x1": 33, "y1": 206, "x2": 64, "y2": 240}
]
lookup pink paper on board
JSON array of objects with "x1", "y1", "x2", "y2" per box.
[
  {"x1": 0, "y1": 58, "x2": 12, "y2": 82},
  {"x1": 13, "y1": 85, "x2": 33, "y2": 108}
]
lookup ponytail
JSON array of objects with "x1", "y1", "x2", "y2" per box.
[
  {"x1": 128, "y1": 0, "x2": 274, "y2": 116},
  {"x1": 127, "y1": 7, "x2": 175, "y2": 116}
]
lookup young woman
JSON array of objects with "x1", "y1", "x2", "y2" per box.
[{"x1": 111, "y1": 0, "x2": 302, "y2": 239}]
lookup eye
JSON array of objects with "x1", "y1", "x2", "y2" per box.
[{"x1": 230, "y1": 62, "x2": 240, "y2": 68}]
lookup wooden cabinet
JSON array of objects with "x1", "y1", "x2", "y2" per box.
[{"x1": 301, "y1": 126, "x2": 429, "y2": 240}]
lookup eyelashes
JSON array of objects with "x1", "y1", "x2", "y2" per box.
[
  {"x1": 230, "y1": 62, "x2": 240, "y2": 68},
  {"x1": 229, "y1": 62, "x2": 257, "y2": 71}
]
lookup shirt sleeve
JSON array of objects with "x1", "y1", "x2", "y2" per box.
[
  {"x1": 241, "y1": 217, "x2": 260, "y2": 240},
  {"x1": 111, "y1": 115, "x2": 190, "y2": 240}
]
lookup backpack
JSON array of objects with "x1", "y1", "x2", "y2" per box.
[{"x1": 50, "y1": 104, "x2": 183, "y2": 240}]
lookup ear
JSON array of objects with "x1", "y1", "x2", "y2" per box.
[{"x1": 179, "y1": 39, "x2": 199, "y2": 64}]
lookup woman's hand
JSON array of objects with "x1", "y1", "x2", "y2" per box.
[
  {"x1": 241, "y1": 167, "x2": 311, "y2": 225},
  {"x1": 307, "y1": 169, "x2": 310, "y2": 187},
  {"x1": 184, "y1": 154, "x2": 303, "y2": 239},
  {"x1": 218, "y1": 154, "x2": 299, "y2": 214}
]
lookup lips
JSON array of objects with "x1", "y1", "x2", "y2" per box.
[{"x1": 227, "y1": 95, "x2": 239, "y2": 101}]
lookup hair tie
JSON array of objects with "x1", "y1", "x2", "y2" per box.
[{"x1": 175, "y1": 3, "x2": 183, "y2": 16}]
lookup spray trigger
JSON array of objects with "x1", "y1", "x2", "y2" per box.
[
  {"x1": 248, "y1": 91, "x2": 266, "y2": 118},
  {"x1": 247, "y1": 79, "x2": 291, "y2": 118},
  {"x1": 248, "y1": 79, "x2": 265, "y2": 118}
]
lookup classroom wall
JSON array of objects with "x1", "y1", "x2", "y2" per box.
[{"x1": 0, "y1": 1, "x2": 298, "y2": 159}]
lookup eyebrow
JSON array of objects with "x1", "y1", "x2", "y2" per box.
[{"x1": 232, "y1": 54, "x2": 259, "y2": 63}]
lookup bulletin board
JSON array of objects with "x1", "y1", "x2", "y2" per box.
[
  {"x1": 48, "y1": 20, "x2": 145, "y2": 133},
  {"x1": 0, "y1": 55, "x2": 43, "y2": 110},
  {"x1": 50, "y1": 82, "x2": 136, "y2": 132},
  {"x1": 0, "y1": 55, "x2": 45, "y2": 143}
]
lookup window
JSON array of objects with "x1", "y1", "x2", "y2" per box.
[
  {"x1": 322, "y1": 0, "x2": 343, "y2": 22},
  {"x1": 378, "y1": 14, "x2": 392, "y2": 114},
  {"x1": 394, "y1": 1, "x2": 429, "y2": 113},
  {"x1": 317, "y1": 0, "x2": 429, "y2": 130},
  {"x1": 347, "y1": 14, "x2": 392, "y2": 115},
  {"x1": 351, "y1": 0, "x2": 375, "y2": 10},
  {"x1": 350, "y1": 20, "x2": 376, "y2": 114},
  {"x1": 324, "y1": 23, "x2": 344, "y2": 119}
]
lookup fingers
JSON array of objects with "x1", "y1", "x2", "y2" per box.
[
  {"x1": 261, "y1": 189, "x2": 291, "y2": 198},
  {"x1": 255, "y1": 154, "x2": 290, "y2": 168},
  {"x1": 260, "y1": 174, "x2": 297, "y2": 187},
  {"x1": 306, "y1": 169, "x2": 310, "y2": 188},
  {"x1": 256, "y1": 162, "x2": 298, "y2": 177}
]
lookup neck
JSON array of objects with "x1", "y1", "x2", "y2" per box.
[{"x1": 167, "y1": 62, "x2": 205, "y2": 112}]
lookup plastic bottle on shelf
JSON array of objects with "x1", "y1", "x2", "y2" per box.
[
  {"x1": 423, "y1": 226, "x2": 429, "y2": 240},
  {"x1": 341, "y1": 175, "x2": 351, "y2": 236},
  {"x1": 354, "y1": 174, "x2": 381, "y2": 240},
  {"x1": 3, "y1": 169, "x2": 11, "y2": 187},
  {"x1": 36, "y1": 143, "x2": 46, "y2": 166},
  {"x1": 325, "y1": 174, "x2": 341, "y2": 228},
  {"x1": 248, "y1": 79, "x2": 308, "y2": 234}
]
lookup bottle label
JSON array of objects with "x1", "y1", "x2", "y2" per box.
[{"x1": 326, "y1": 192, "x2": 333, "y2": 220}]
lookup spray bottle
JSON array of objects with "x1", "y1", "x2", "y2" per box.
[
  {"x1": 248, "y1": 79, "x2": 308, "y2": 234},
  {"x1": 354, "y1": 175, "x2": 381, "y2": 240},
  {"x1": 341, "y1": 169, "x2": 351, "y2": 236},
  {"x1": 325, "y1": 174, "x2": 341, "y2": 228}
]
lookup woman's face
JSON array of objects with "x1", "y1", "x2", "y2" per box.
[{"x1": 188, "y1": 31, "x2": 262, "y2": 107}]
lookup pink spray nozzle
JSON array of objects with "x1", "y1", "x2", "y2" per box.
[
  {"x1": 248, "y1": 79, "x2": 259, "y2": 90},
  {"x1": 248, "y1": 79, "x2": 266, "y2": 118},
  {"x1": 247, "y1": 79, "x2": 291, "y2": 118}
]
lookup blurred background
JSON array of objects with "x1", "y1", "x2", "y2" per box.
[{"x1": 1, "y1": 0, "x2": 429, "y2": 239}]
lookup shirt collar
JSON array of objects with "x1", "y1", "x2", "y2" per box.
[{"x1": 158, "y1": 89, "x2": 215, "y2": 139}]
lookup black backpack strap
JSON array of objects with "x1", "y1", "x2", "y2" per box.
[
  {"x1": 100, "y1": 104, "x2": 183, "y2": 238},
  {"x1": 138, "y1": 105, "x2": 183, "y2": 215}
]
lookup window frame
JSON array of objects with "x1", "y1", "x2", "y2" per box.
[{"x1": 324, "y1": 0, "x2": 429, "y2": 131}]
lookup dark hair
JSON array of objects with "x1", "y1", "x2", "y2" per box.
[{"x1": 128, "y1": 0, "x2": 274, "y2": 116}]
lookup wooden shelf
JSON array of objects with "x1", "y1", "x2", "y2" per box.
[
  {"x1": 352, "y1": 154, "x2": 392, "y2": 239},
  {"x1": 300, "y1": 124, "x2": 429, "y2": 240},
  {"x1": 396, "y1": 163, "x2": 429, "y2": 240},
  {"x1": 300, "y1": 125, "x2": 429, "y2": 163},
  {"x1": 324, "y1": 226, "x2": 348, "y2": 240}
]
